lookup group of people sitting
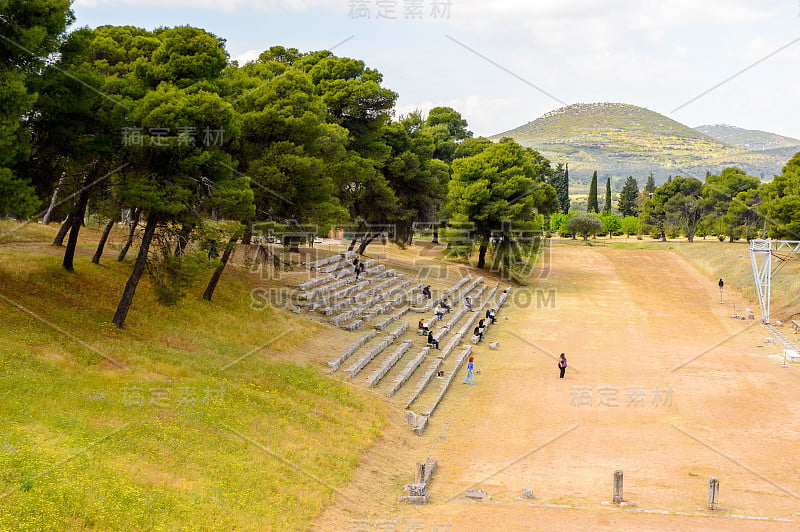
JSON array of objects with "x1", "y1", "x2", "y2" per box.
[
  {"x1": 418, "y1": 292, "x2": 499, "y2": 348},
  {"x1": 472, "y1": 308, "x2": 497, "y2": 342},
  {"x1": 418, "y1": 319, "x2": 440, "y2": 350},
  {"x1": 415, "y1": 289, "x2": 457, "y2": 350}
]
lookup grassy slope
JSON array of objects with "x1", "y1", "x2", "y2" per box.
[
  {"x1": 0, "y1": 221, "x2": 384, "y2": 531},
  {"x1": 670, "y1": 240, "x2": 800, "y2": 321},
  {"x1": 596, "y1": 236, "x2": 800, "y2": 320}
]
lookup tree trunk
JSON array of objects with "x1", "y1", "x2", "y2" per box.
[
  {"x1": 357, "y1": 232, "x2": 381, "y2": 255},
  {"x1": 92, "y1": 217, "x2": 116, "y2": 264},
  {"x1": 53, "y1": 214, "x2": 72, "y2": 246},
  {"x1": 62, "y1": 176, "x2": 94, "y2": 271},
  {"x1": 393, "y1": 222, "x2": 412, "y2": 249},
  {"x1": 113, "y1": 211, "x2": 158, "y2": 329},
  {"x1": 661, "y1": 230, "x2": 666, "y2": 242},
  {"x1": 477, "y1": 241, "x2": 488, "y2": 269},
  {"x1": 203, "y1": 232, "x2": 240, "y2": 301},
  {"x1": 174, "y1": 222, "x2": 194, "y2": 256},
  {"x1": 241, "y1": 223, "x2": 252, "y2": 245},
  {"x1": 348, "y1": 220, "x2": 367, "y2": 252},
  {"x1": 117, "y1": 208, "x2": 140, "y2": 261},
  {"x1": 432, "y1": 223, "x2": 439, "y2": 244},
  {"x1": 42, "y1": 174, "x2": 65, "y2": 225}
]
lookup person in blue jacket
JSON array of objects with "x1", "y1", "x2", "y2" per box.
[{"x1": 463, "y1": 356, "x2": 475, "y2": 385}]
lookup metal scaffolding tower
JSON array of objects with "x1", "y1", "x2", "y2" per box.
[{"x1": 749, "y1": 239, "x2": 800, "y2": 324}]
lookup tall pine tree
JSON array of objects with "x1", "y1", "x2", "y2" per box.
[
  {"x1": 604, "y1": 177, "x2": 612, "y2": 213},
  {"x1": 618, "y1": 176, "x2": 639, "y2": 216},
  {"x1": 645, "y1": 173, "x2": 656, "y2": 194},
  {"x1": 587, "y1": 170, "x2": 599, "y2": 213},
  {"x1": 551, "y1": 162, "x2": 570, "y2": 214}
]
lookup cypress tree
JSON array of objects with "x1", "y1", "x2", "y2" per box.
[
  {"x1": 604, "y1": 177, "x2": 612, "y2": 213},
  {"x1": 551, "y1": 162, "x2": 570, "y2": 214},
  {"x1": 587, "y1": 170, "x2": 599, "y2": 213}
]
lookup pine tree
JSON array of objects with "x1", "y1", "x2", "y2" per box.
[
  {"x1": 587, "y1": 170, "x2": 599, "y2": 213},
  {"x1": 645, "y1": 173, "x2": 656, "y2": 194},
  {"x1": 551, "y1": 162, "x2": 570, "y2": 214},
  {"x1": 604, "y1": 177, "x2": 612, "y2": 213},
  {"x1": 618, "y1": 176, "x2": 639, "y2": 217}
]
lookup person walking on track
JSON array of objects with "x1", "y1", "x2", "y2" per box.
[{"x1": 463, "y1": 356, "x2": 475, "y2": 385}]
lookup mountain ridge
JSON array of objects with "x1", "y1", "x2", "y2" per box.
[
  {"x1": 491, "y1": 103, "x2": 798, "y2": 183},
  {"x1": 693, "y1": 123, "x2": 800, "y2": 151}
]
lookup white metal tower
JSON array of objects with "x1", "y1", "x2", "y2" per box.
[{"x1": 749, "y1": 239, "x2": 800, "y2": 323}]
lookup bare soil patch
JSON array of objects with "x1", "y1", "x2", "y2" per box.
[{"x1": 314, "y1": 242, "x2": 800, "y2": 530}]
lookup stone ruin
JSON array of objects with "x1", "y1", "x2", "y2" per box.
[{"x1": 400, "y1": 459, "x2": 437, "y2": 504}]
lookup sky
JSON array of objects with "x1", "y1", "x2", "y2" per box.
[{"x1": 71, "y1": 0, "x2": 800, "y2": 140}]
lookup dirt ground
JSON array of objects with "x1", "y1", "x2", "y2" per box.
[{"x1": 313, "y1": 241, "x2": 800, "y2": 531}]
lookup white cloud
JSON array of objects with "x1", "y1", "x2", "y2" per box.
[
  {"x1": 739, "y1": 36, "x2": 800, "y2": 63},
  {"x1": 444, "y1": 0, "x2": 779, "y2": 55},
  {"x1": 232, "y1": 49, "x2": 263, "y2": 64}
]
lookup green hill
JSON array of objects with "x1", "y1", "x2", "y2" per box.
[
  {"x1": 694, "y1": 124, "x2": 800, "y2": 151},
  {"x1": 492, "y1": 103, "x2": 797, "y2": 183},
  {"x1": 0, "y1": 222, "x2": 384, "y2": 531}
]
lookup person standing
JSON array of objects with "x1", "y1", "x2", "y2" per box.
[
  {"x1": 558, "y1": 353, "x2": 567, "y2": 379},
  {"x1": 718, "y1": 278, "x2": 724, "y2": 303},
  {"x1": 463, "y1": 356, "x2": 475, "y2": 385}
]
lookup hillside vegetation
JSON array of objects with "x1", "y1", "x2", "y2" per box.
[
  {"x1": 493, "y1": 103, "x2": 796, "y2": 181},
  {"x1": 695, "y1": 124, "x2": 800, "y2": 151},
  {"x1": 0, "y1": 222, "x2": 384, "y2": 531}
]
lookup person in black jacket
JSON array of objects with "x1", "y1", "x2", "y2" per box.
[
  {"x1": 427, "y1": 330, "x2": 439, "y2": 349},
  {"x1": 558, "y1": 353, "x2": 567, "y2": 379}
]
